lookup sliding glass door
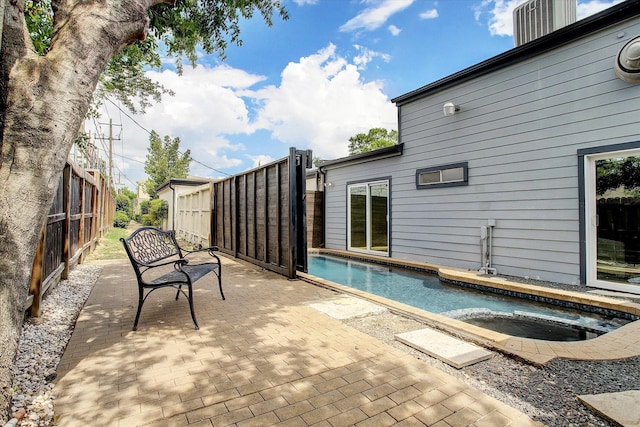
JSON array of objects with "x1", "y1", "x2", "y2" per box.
[
  {"x1": 348, "y1": 180, "x2": 389, "y2": 255},
  {"x1": 585, "y1": 150, "x2": 640, "y2": 293}
]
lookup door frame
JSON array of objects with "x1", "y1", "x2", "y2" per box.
[
  {"x1": 578, "y1": 141, "x2": 640, "y2": 293},
  {"x1": 346, "y1": 177, "x2": 390, "y2": 256}
]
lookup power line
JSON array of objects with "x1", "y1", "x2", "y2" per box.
[
  {"x1": 104, "y1": 97, "x2": 232, "y2": 177},
  {"x1": 105, "y1": 98, "x2": 152, "y2": 134}
]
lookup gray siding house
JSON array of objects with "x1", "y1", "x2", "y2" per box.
[{"x1": 319, "y1": 0, "x2": 640, "y2": 294}]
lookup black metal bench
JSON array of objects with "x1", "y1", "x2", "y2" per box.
[{"x1": 120, "y1": 227, "x2": 224, "y2": 330}]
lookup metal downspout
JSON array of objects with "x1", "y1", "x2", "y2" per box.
[{"x1": 318, "y1": 166, "x2": 327, "y2": 249}]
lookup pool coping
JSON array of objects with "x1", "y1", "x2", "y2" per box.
[{"x1": 301, "y1": 249, "x2": 640, "y2": 365}]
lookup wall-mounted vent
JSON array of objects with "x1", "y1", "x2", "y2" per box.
[
  {"x1": 615, "y1": 35, "x2": 640, "y2": 83},
  {"x1": 513, "y1": 0, "x2": 577, "y2": 47}
]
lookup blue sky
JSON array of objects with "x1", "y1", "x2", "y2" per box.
[{"x1": 88, "y1": 0, "x2": 623, "y2": 190}]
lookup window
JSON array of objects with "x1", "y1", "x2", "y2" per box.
[
  {"x1": 416, "y1": 162, "x2": 468, "y2": 189},
  {"x1": 347, "y1": 179, "x2": 389, "y2": 255}
]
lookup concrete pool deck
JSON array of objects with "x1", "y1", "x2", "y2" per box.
[{"x1": 303, "y1": 250, "x2": 640, "y2": 365}]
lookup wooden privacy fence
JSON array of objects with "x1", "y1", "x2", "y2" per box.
[
  {"x1": 27, "y1": 161, "x2": 115, "y2": 316},
  {"x1": 213, "y1": 148, "x2": 311, "y2": 278}
]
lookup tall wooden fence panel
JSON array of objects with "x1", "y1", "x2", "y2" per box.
[
  {"x1": 213, "y1": 148, "x2": 310, "y2": 278},
  {"x1": 27, "y1": 161, "x2": 115, "y2": 316},
  {"x1": 306, "y1": 191, "x2": 324, "y2": 248},
  {"x1": 176, "y1": 183, "x2": 213, "y2": 247}
]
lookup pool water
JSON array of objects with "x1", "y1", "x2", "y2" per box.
[{"x1": 307, "y1": 254, "x2": 628, "y2": 339}]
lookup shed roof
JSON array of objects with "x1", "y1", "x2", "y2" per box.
[
  {"x1": 318, "y1": 143, "x2": 404, "y2": 170},
  {"x1": 391, "y1": 0, "x2": 640, "y2": 106},
  {"x1": 155, "y1": 177, "x2": 213, "y2": 194}
]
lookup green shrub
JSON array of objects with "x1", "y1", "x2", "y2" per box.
[
  {"x1": 141, "y1": 214, "x2": 153, "y2": 226},
  {"x1": 113, "y1": 211, "x2": 130, "y2": 228},
  {"x1": 150, "y1": 199, "x2": 168, "y2": 222},
  {"x1": 116, "y1": 194, "x2": 132, "y2": 217},
  {"x1": 140, "y1": 200, "x2": 150, "y2": 215}
]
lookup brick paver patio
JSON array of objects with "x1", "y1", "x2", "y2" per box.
[{"x1": 54, "y1": 256, "x2": 542, "y2": 426}]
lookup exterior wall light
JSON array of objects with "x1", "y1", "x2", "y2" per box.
[{"x1": 443, "y1": 101, "x2": 460, "y2": 116}]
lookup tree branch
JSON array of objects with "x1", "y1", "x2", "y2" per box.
[
  {"x1": 0, "y1": 0, "x2": 38, "y2": 152},
  {"x1": 1, "y1": 0, "x2": 35, "y2": 73}
]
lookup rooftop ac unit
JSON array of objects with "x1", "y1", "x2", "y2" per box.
[{"x1": 513, "y1": 0, "x2": 577, "y2": 47}]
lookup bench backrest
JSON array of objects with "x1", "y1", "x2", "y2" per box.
[{"x1": 121, "y1": 227, "x2": 183, "y2": 267}]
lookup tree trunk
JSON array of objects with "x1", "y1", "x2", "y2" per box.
[{"x1": 0, "y1": 0, "x2": 155, "y2": 418}]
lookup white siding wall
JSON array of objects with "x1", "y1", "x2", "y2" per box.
[{"x1": 324, "y1": 17, "x2": 640, "y2": 284}]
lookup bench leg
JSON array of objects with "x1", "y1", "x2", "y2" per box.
[
  {"x1": 187, "y1": 283, "x2": 200, "y2": 330},
  {"x1": 133, "y1": 286, "x2": 145, "y2": 331},
  {"x1": 217, "y1": 272, "x2": 225, "y2": 301}
]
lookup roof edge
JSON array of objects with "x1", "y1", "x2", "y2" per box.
[
  {"x1": 318, "y1": 143, "x2": 404, "y2": 169},
  {"x1": 156, "y1": 178, "x2": 212, "y2": 193},
  {"x1": 391, "y1": 0, "x2": 640, "y2": 106}
]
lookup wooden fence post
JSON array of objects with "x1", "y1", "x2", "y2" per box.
[
  {"x1": 92, "y1": 178, "x2": 98, "y2": 243},
  {"x1": 28, "y1": 223, "x2": 46, "y2": 317},
  {"x1": 62, "y1": 164, "x2": 71, "y2": 279},
  {"x1": 78, "y1": 174, "x2": 86, "y2": 263}
]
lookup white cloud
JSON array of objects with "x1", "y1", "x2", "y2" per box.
[
  {"x1": 91, "y1": 44, "x2": 398, "y2": 186},
  {"x1": 477, "y1": 0, "x2": 623, "y2": 37},
  {"x1": 339, "y1": 0, "x2": 415, "y2": 32},
  {"x1": 144, "y1": 66, "x2": 264, "y2": 135},
  {"x1": 208, "y1": 155, "x2": 243, "y2": 169},
  {"x1": 419, "y1": 9, "x2": 439, "y2": 19},
  {"x1": 248, "y1": 154, "x2": 275, "y2": 168},
  {"x1": 576, "y1": 0, "x2": 625, "y2": 19},
  {"x1": 388, "y1": 24, "x2": 402, "y2": 36},
  {"x1": 486, "y1": 0, "x2": 526, "y2": 36},
  {"x1": 352, "y1": 45, "x2": 392, "y2": 70},
  {"x1": 249, "y1": 44, "x2": 397, "y2": 160},
  {"x1": 90, "y1": 65, "x2": 266, "y2": 185}
]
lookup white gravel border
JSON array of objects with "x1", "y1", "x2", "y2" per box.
[{"x1": 1, "y1": 265, "x2": 101, "y2": 427}]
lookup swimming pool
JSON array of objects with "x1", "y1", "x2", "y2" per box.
[{"x1": 307, "y1": 254, "x2": 630, "y2": 339}]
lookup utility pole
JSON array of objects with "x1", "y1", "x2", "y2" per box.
[
  {"x1": 95, "y1": 119, "x2": 121, "y2": 190},
  {"x1": 109, "y1": 119, "x2": 113, "y2": 189}
]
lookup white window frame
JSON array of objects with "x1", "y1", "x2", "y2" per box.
[
  {"x1": 347, "y1": 179, "x2": 389, "y2": 256},
  {"x1": 584, "y1": 148, "x2": 640, "y2": 293}
]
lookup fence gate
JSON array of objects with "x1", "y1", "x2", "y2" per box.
[{"x1": 212, "y1": 148, "x2": 311, "y2": 278}]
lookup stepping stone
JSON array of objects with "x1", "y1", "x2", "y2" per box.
[
  {"x1": 578, "y1": 390, "x2": 640, "y2": 427},
  {"x1": 396, "y1": 328, "x2": 493, "y2": 369},
  {"x1": 307, "y1": 296, "x2": 387, "y2": 320}
]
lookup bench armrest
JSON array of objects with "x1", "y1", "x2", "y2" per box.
[
  {"x1": 180, "y1": 246, "x2": 221, "y2": 260},
  {"x1": 181, "y1": 246, "x2": 219, "y2": 255},
  {"x1": 138, "y1": 257, "x2": 190, "y2": 271}
]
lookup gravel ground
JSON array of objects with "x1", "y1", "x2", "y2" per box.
[
  {"x1": 1, "y1": 265, "x2": 102, "y2": 427},
  {"x1": 2, "y1": 264, "x2": 639, "y2": 427},
  {"x1": 344, "y1": 310, "x2": 640, "y2": 427}
]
